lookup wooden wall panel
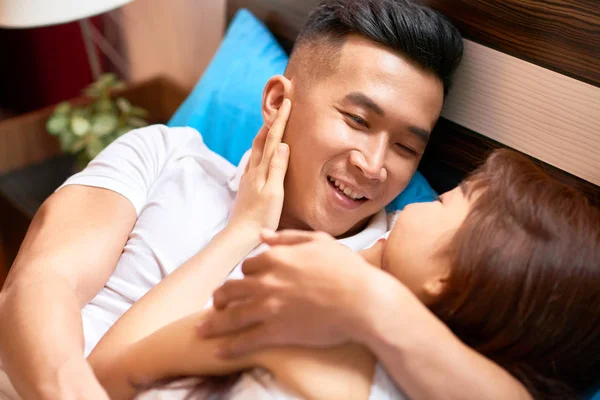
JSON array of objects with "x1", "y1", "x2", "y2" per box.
[
  {"x1": 419, "y1": 118, "x2": 600, "y2": 207},
  {"x1": 229, "y1": 0, "x2": 600, "y2": 87},
  {"x1": 227, "y1": 0, "x2": 318, "y2": 51},
  {"x1": 0, "y1": 236, "x2": 6, "y2": 289},
  {"x1": 442, "y1": 40, "x2": 600, "y2": 186},
  {"x1": 121, "y1": 0, "x2": 226, "y2": 91},
  {"x1": 421, "y1": 0, "x2": 600, "y2": 87}
]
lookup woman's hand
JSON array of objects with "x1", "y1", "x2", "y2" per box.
[
  {"x1": 196, "y1": 230, "x2": 396, "y2": 358},
  {"x1": 227, "y1": 99, "x2": 291, "y2": 236}
]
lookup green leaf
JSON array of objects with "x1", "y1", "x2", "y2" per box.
[
  {"x1": 76, "y1": 152, "x2": 90, "y2": 170},
  {"x1": 116, "y1": 97, "x2": 132, "y2": 114},
  {"x1": 115, "y1": 126, "x2": 132, "y2": 137},
  {"x1": 127, "y1": 116, "x2": 148, "y2": 128},
  {"x1": 130, "y1": 106, "x2": 148, "y2": 118},
  {"x1": 99, "y1": 73, "x2": 117, "y2": 87},
  {"x1": 91, "y1": 114, "x2": 118, "y2": 137},
  {"x1": 95, "y1": 98, "x2": 114, "y2": 113},
  {"x1": 71, "y1": 116, "x2": 91, "y2": 136},
  {"x1": 46, "y1": 115, "x2": 69, "y2": 135},
  {"x1": 86, "y1": 137, "x2": 105, "y2": 160},
  {"x1": 83, "y1": 86, "x2": 101, "y2": 98},
  {"x1": 71, "y1": 137, "x2": 87, "y2": 153},
  {"x1": 71, "y1": 108, "x2": 87, "y2": 118},
  {"x1": 54, "y1": 102, "x2": 71, "y2": 115},
  {"x1": 100, "y1": 134, "x2": 117, "y2": 147},
  {"x1": 58, "y1": 131, "x2": 77, "y2": 151},
  {"x1": 112, "y1": 81, "x2": 127, "y2": 91}
]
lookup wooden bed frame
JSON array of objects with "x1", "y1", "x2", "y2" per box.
[{"x1": 226, "y1": 0, "x2": 600, "y2": 206}]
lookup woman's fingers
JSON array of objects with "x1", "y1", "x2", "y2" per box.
[
  {"x1": 264, "y1": 143, "x2": 289, "y2": 192},
  {"x1": 248, "y1": 125, "x2": 269, "y2": 169},
  {"x1": 259, "y1": 99, "x2": 291, "y2": 175},
  {"x1": 260, "y1": 229, "x2": 335, "y2": 246}
]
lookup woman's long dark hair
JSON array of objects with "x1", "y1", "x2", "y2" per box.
[
  {"x1": 429, "y1": 149, "x2": 600, "y2": 399},
  {"x1": 135, "y1": 373, "x2": 243, "y2": 399}
]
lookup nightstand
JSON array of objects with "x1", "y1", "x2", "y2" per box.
[{"x1": 0, "y1": 156, "x2": 76, "y2": 269}]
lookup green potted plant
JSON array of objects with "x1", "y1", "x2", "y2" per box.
[{"x1": 46, "y1": 73, "x2": 149, "y2": 170}]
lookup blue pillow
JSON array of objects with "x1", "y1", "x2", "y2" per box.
[
  {"x1": 168, "y1": 9, "x2": 288, "y2": 165},
  {"x1": 168, "y1": 8, "x2": 436, "y2": 210}
]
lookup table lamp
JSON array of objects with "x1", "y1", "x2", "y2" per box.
[{"x1": 0, "y1": 0, "x2": 134, "y2": 79}]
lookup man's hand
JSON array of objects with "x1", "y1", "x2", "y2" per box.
[{"x1": 197, "y1": 230, "x2": 390, "y2": 357}]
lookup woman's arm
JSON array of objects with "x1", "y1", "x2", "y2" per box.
[
  {"x1": 88, "y1": 225, "x2": 260, "y2": 374},
  {"x1": 94, "y1": 310, "x2": 253, "y2": 399},
  {"x1": 89, "y1": 100, "x2": 292, "y2": 379},
  {"x1": 96, "y1": 309, "x2": 375, "y2": 400}
]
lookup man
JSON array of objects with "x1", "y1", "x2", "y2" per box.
[{"x1": 0, "y1": 0, "x2": 530, "y2": 398}]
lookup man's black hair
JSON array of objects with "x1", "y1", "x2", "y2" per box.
[{"x1": 292, "y1": 0, "x2": 463, "y2": 96}]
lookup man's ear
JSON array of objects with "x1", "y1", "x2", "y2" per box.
[{"x1": 262, "y1": 75, "x2": 293, "y2": 128}]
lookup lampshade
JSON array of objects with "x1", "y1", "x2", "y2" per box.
[{"x1": 0, "y1": 0, "x2": 133, "y2": 28}]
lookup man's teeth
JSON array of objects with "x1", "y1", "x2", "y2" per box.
[{"x1": 328, "y1": 177, "x2": 365, "y2": 200}]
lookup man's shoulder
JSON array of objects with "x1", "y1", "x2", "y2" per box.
[
  {"x1": 126, "y1": 124, "x2": 205, "y2": 147},
  {"x1": 117, "y1": 124, "x2": 223, "y2": 162}
]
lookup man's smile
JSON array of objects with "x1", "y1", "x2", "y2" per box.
[{"x1": 326, "y1": 175, "x2": 370, "y2": 210}]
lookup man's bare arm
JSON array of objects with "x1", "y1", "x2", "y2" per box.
[
  {"x1": 201, "y1": 235, "x2": 533, "y2": 400},
  {"x1": 0, "y1": 185, "x2": 136, "y2": 400},
  {"x1": 359, "y1": 272, "x2": 532, "y2": 400}
]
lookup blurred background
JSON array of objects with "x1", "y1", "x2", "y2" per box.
[
  {"x1": 0, "y1": 0, "x2": 226, "y2": 286},
  {"x1": 0, "y1": 0, "x2": 225, "y2": 116}
]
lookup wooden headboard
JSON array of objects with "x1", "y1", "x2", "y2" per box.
[{"x1": 227, "y1": 0, "x2": 600, "y2": 206}]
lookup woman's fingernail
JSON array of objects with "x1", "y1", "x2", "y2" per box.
[
  {"x1": 261, "y1": 229, "x2": 275, "y2": 238},
  {"x1": 278, "y1": 143, "x2": 289, "y2": 156}
]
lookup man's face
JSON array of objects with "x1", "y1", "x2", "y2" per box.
[{"x1": 280, "y1": 35, "x2": 444, "y2": 237}]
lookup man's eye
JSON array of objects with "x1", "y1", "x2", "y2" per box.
[
  {"x1": 395, "y1": 143, "x2": 417, "y2": 156},
  {"x1": 345, "y1": 113, "x2": 369, "y2": 128}
]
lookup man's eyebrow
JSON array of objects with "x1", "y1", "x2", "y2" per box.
[
  {"x1": 408, "y1": 126, "x2": 430, "y2": 144},
  {"x1": 344, "y1": 92, "x2": 385, "y2": 116}
]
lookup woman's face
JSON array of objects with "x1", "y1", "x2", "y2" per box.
[{"x1": 363, "y1": 185, "x2": 473, "y2": 302}]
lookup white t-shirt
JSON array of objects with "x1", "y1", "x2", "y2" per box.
[{"x1": 56, "y1": 125, "x2": 390, "y2": 357}]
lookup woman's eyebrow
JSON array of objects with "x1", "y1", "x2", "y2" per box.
[{"x1": 459, "y1": 181, "x2": 469, "y2": 196}]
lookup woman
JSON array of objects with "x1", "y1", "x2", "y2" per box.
[{"x1": 89, "y1": 103, "x2": 600, "y2": 399}]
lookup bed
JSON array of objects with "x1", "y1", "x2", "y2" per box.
[
  {"x1": 0, "y1": 1, "x2": 598, "y2": 399},
  {"x1": 223, "y1": 0, "x2": 600, "y2": 398},
  {"x1": 227, "y1": 0, "x2": 600, "y2": 206}
]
